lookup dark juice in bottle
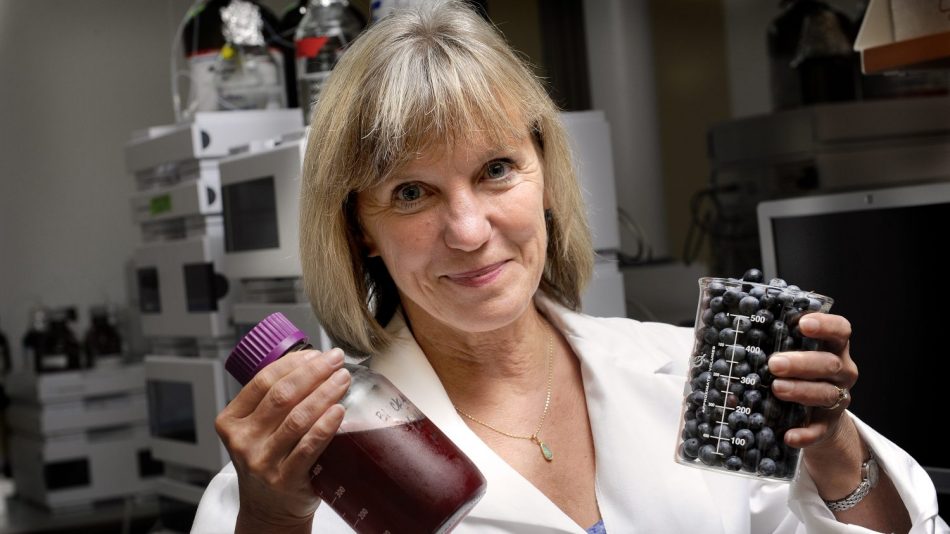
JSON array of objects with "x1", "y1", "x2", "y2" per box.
[{"x1": 311, "y1": 417, "x2": 486, "y2": 533}]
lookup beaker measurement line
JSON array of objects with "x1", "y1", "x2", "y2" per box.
[{"x1": 707, "y1": 402, "x2": 736, "y2": 411}]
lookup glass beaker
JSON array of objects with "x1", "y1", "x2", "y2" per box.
[{"x1": 674, "y1": 277, "x2": 833, "y2": 482}]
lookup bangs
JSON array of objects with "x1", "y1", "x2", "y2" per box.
[{"x1": 351, "y1": 22, "x2": 547, "y2": 189}]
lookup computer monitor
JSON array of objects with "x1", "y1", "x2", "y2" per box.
[{"x1": 758, "y1": 181, "x2": 950, "y2": 497}]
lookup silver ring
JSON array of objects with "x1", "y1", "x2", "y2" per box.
[{"x1": 827, "y1": 385, "x2": 850, "y2": 411}]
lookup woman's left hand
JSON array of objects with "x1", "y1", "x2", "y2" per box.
[{"x1": 767, "y1": 312, "x2": 858, "y2": 451}]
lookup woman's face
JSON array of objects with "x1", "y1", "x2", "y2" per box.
[{"x1": 357, "y1": 134, "x2": 548, "y2": 334}]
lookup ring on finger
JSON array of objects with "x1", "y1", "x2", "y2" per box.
[{"x1": 826, "y1": 384, "x2": 850, "y2": 411}]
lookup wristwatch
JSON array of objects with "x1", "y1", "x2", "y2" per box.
[{"x1": 824, "y1": 450, "x2": 879, "y2": 512}]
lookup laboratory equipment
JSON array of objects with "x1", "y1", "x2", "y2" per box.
[
  {"x1": 179, "y1": 0, "x2": 283, "y2": 116},
  {"x1": 758, "y1": 181, "x2": 950, "y2": 500},
  {"x1": 704, "y1": 95, "x2": 950, "y2": 276},
  {"x1": 226, "y1": 313, "x2": 487, "y2": 533},
  {"x1": 675, "y1": 275, "x2": 833, "y2": 482},
  {"x1": 3, "y1": 364, "x2": 157, "y2": 510}
]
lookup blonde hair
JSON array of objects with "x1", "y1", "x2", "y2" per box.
[{"x1": 299, "y1": 0, "x2": 593, "y2": 356}]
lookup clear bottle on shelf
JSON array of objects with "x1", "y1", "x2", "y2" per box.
[
  {"x1": 226, "y1": 313, "x2": 486, "y2": 533},
  {"x1": 293, "y1": 0, "x2": 363, "y2": 123}
]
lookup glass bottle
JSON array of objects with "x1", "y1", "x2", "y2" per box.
[
  {"x1": 36, "y1": 308, "x2": 82, "y2": 373},
  {"x1": 226, "y1": 313, "x2": 486, "y2": 533},
  {"x1": 22, "y1": 307, "x2": 49, "y2": 374},
  {"x1": 294, "y1": 0, "x2": 362, "y2": 124},
  {"x1": 278, "y1": 0, "x2": 365, "y2": 109},
  {"x1": 767, "y1": 0, "x2": 859, "y2": 110},
  {"x1": 84, "y1": 305, "x2": 123, "y2": 368}
]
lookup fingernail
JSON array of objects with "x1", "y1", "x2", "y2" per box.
[
  {"x1": 799, "y1": 316, "x2": 818, "y2": 331},
  {"x1": 769, "y1": 355, "x2": 789, "y2": 373},
  {"x1": 326, "y1": 348, "x2": 344, "y2": 366},
  {"x1": 331, "y1": 368, "x2": 350, "y2": 385},
  {"x1": 772, "y1": 379, "x2": 792, "y2": 394}
]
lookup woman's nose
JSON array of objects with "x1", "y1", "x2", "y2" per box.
[{"x1": 442, "y1": 193, "x2": 491, "y2": 252}]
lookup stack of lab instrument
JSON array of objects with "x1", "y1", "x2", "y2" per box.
[{"x1": 124, "y1": 110, "x2": 302, "y2": 530}]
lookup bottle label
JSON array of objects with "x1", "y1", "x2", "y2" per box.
[
  {"x1": 216, "y1": 48, "x2": 286, "y2": 110},
  {"x1": 296, "y1": 36, "x2": 330, "y2": 59},
  {"x1": 43, "y1": 354, "x2": 69, "y2": 370}
]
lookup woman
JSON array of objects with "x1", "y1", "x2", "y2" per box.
[{"x1": 194, "y1": 1, "x2": 946, "y2": 532}]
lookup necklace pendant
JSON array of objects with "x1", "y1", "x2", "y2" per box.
[{"x1": 537, "y1": 438, "x2": 554, "y2": 462}]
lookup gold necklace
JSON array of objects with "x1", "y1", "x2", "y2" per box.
[{"x1": 454, "y1": 329, "x2": 555, "y2": 462}]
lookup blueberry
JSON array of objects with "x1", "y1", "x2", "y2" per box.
[
  {"x1": 707, "y1": 388, "x2": 724, "y2": 406},
  {"x1": 749, "y1": 286, "x2": 766, "y2": 299},
  {"x1": 753, "y1": 309, "x2": 774, "y2": 326},
  {"x1": 697, "y1": 422, "x2": 712, "y2": 440},
  {"x1": 786, "y1": 285, "x2": 801, "y2": 293},
  {"x1": 691, "y1": 371, "x2": 712, "y2": 390},
  {"x1": 742, "y1": 268, "x2": 764, "y2": 283},
  {"x1": 780, "y1": 336, "x2": 796, "y2": 351},
  {"x1": 759, "y1": 293, "x2": 778, "y2": 311},
  {"x1": 707, "y1": 281, "x2": 726, "y2": 297},
  {"x1": 760, "y1": 397, "x2": 783, "y2": 422},
  {"x1": 767, "y1": 444, "x2": 785, "y2": 461},
  {"x1": 715, "y1": 376, "x2": 730, "y2": 392},
  {"x1": 717, "y1": 441, "x2": 734, "y2": 459},
  {"x1": 696, "y1": 407, "x2": 713, "y2": 424},
  {"x1": 723, "y1": 289, "x2": 742, "y2": 308},
  {"x1": 728, "y1": 410, "x2": 749, "y2": 429},
  {"x1": 718, "y1": 328, "x2": 738, "y2": 344},
  {"x1": 702, "y1": 308, "x2": 715, "y2": 326},
  {"x1": 709, "y1": 296, "x2": 725, "y2": 313},
  {"x1": 746, "y1": 328, "x2": 767, "y2": 346},
  {"x1": 713, "y1": 312, "x2": 731, "y2": 329},
  {"x1": 734, "y1": 362, "x2": 752, "y2": 377},
  {"x1": 768, "y1": 278, "x2": 787, "y2": 289},
  {"x1": 748, "y1": 347, "x2": 768, "y2": 368},
  {"x1": 684, "y1": 408, "x2": 697, "y2": 421},
  {"x1": 743, "y1": 390, "x2": 763, "y2": 412},
  {"x1": 727, "y1": 381, "x2": 745, "y2": 397},
  {"x1": 724, "y1": 345, "x2": 746, "y2": 362},
  {"x1": 703, "y1": 327, "x2": 720, "y2": 345},
  {"x1": 732, "y1": 315, "x2": 752, "y2": 332},
  {"x1": 682, "y1": 419, "x2": 699, "y2": 439},
  {"x1": 725, "y1": 456, "x2": 744, "y2": 471},
  {"x1": 793, "y1": 296, "x2": 811, "y2": 309},
  {"x1": 777, "y1": 291, "x2": 795, "y2": 307},
  {"x1": 711, "y1": 358, "x2": 731, "y2": 375},
  {"x1": 699, "y1": 444, "x2": 720, "y2": 466},
  {"x1": 758, "y1": 457, "x2": 777, "y2": 476},
  {"x1": 807, "y1": 298, "x2": 822, "y2": 312},
  {"x1": 747, "y1": 413, "x2": 766, "y2": 432},
  {"x1": 743, "y1": 449, "x2": 761, "y2": 472},
  {"x1": 734, "y1": 428, "x2": 755, "y2": 450},
  {"x1": 682, "y1": 438, "x2": 701, "y2": 459},
  {"x1": 739, "y1": 296, "x2": 760, "y2": 315},
  {"x1": 758, "y1": 364, "x2": 774, "y2": 386},
  {"x1": 688, "y1": 390, "x2": 706, "y2": 408},
  {"x1": 712, "y1": 424, "x2": 734, "y2": 442},
  {"x1": 743, "y1": 373, "x2": 761, "y2": 388},
  {"x1": 756, "y1": 427, "x2": 777, "y2": 450}
]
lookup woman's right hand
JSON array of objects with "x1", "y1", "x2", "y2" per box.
[{"x1": 215, "y1": 348, "x2": 350, "y2": 532}]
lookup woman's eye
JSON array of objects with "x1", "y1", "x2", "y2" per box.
[
  {"x1": 393, "y1": 183, "x2": 424, "y2": 204},
  {"x1": 485, "y1": 160, "x2": 512, "y2": 181}
]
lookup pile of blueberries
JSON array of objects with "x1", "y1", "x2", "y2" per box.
[{"x1": 676, "y1": 268, "x2": 832, "y2": 481}]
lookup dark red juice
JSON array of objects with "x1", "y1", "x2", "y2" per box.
[{"x1": 310, "y1": 417, "x2": 486, "y2": 533}]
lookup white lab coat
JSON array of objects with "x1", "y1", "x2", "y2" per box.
[{"x1": 192, "y1": 294, "x2": 948, "y2": 533}]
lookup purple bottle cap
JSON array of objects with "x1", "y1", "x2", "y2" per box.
[{"x1": 226, "y1": 313, "x2": 308, "y2": 386}]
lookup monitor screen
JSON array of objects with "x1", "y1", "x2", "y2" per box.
[
  {"x1": 147, "y1": 379, "x2": 198, "y2": 443},
  {"x1": 758, "y1": 182, "x2": 950, "y2": 492}
]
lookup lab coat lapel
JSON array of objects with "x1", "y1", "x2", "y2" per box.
[
  {"x1": 370, "y1": 312, "x2": 586, "y2": 533},
  {"x1": 539, "y1": 296, "x2": 732, "y2": 533}
]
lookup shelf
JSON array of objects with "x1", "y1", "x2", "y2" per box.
[
  {"x1": 855, "y1": 0, "x2": 950, "y2": 74},
  {"x1": 861, "y1": 31, "x2": 950, "y2": 74}
]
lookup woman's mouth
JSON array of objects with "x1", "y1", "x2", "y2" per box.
[{"x1": 444, "y1": 261, "x2": 508, "y2": 287}]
